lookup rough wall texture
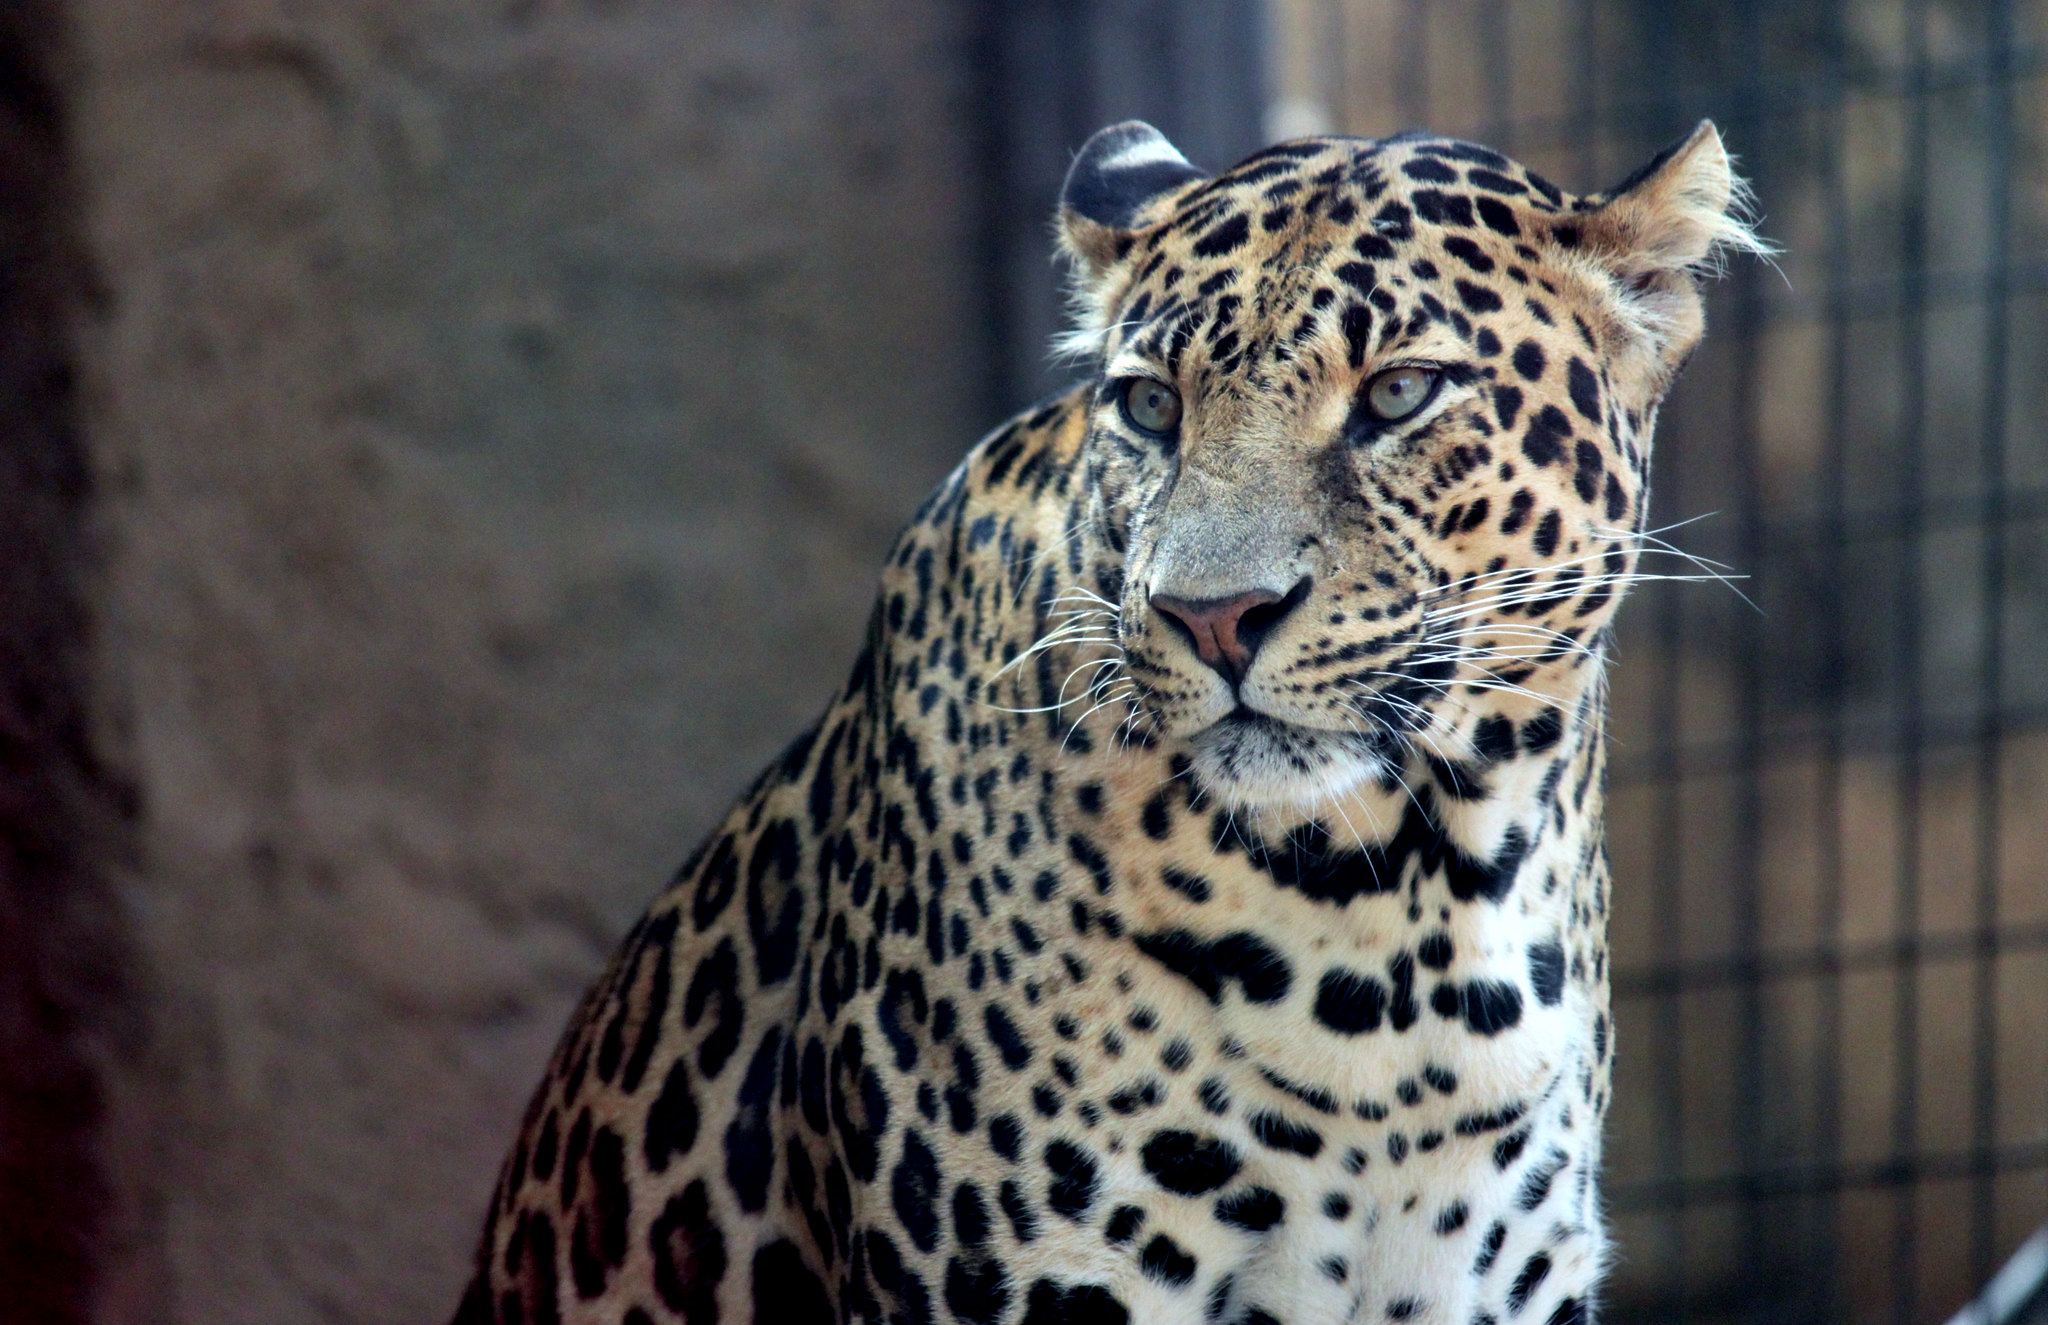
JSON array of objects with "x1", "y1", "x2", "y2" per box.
[{"x1": 67, "y1": 2, "x2": 978, "y2": 1320}]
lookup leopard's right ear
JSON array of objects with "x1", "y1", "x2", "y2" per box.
[{"x1": 1057, "y1": 122, "x2": 1207, "y2": 282}]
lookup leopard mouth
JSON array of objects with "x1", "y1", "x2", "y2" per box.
[
  {"x1": 1186, "y1": 704, "x2": 1401, "y2": 810},
  {"x1": 1209, "y1": 702, "x2": 1408, "y2": 758}
]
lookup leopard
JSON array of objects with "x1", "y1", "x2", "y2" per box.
[{"x1": 451, "y1": 117, "x2": 1764, "y2": 1325}]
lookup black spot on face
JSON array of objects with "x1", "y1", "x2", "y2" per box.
[
  {"x1": 1567, "y1": 357, "x2": 1602, "y2": 425},
  {"x1": 985, "y1": 1002, "x2": 1032, "y2": 1071},
  {"x1": 1508, "y1": 1251, "x2": 1553, "y2": 1314},
  {"x1": 1313, "y1": 967, "x2": 1388, "y2": 1035},
  {"x1": 1139, "y1": 1233, "x2": 1197, "y2": 1287},
  {"x1": 1443, "y1": 824, "x2": 1528, "y2": 903},
  {"x1": 1412, "y1": 189, "x2": 1475, "y2": 227},
  {"x1": 1474, "y1": 1220, "x2": 1508, "y2": 1274},
  {"x1": 1045, "y1": 1139, "x2": 1101, "y2": 1221},
  {"x1": 1472, "y1": 715, "x2": 1516, "y2": 761},
  {"x1": 947, "y1": 1248, "x2": 1011, "y2": 1325},
  {"x1": 1443, "y1": 236, "x2": 1494, "y2": 273},
  {"x1": 1529, "y1": 940, "x2": 1566, "y2": 1005},
  {"x1": 1516, "y1": 1146, "x2": 1571, "y2": 1215},
  {"x1": 1402, "y1": 156, "x2": 1459, "y2": 183},
  {"x1": 1105, "y1": 1204, "x2": 1145, "y2": 1245},
  {"x1": 1134, "y1": 929, "x2": 1291, "y2": 1005},
  {"x1": 1215, "y1": 1185, "x2": 1285, "y2": 1231},
  {"x1": 1476, "y1": 194, "x2": 1521, "y2": 236},
  {"x1": 1193, "y1": 212, "x2": 1251, "y2": 258},
  {"x1": 1573, "y1": 438, "x2": 1604, "y2": 503},
  {"x1": 1140, "y1": 1129, "x2": 1243, "y2": 1195},
  {"x1": 1248, "y1": 1109, "x2": 1323, "y2": 1157},
  {"x1": 1454, "y1": 279, "x2": 1503, "y2": 314},
  {"x1": 1341, "y1": 303, "x2": 1373, "y2": 369},
  {"x1": 1141, "y1": 790, "x2": 1174, "y2": 840},
  {"x1": 1548, "y1": 1298, "x2": 1590, "y2": 1325},
  {"x1": 1000, "y1": 1179, "x2": 1039, "y2": 1243},
  {"x1": 1161, "y1": 867, "x2": 1212, "y2": 903},
  {"x1": 1521, "y1": 404, "x2": 1573, "y2": 468},
  {"x1": 1022, "y1": 1280, "x2": 1129, "y2": 1325},
  {"x1": 1498, "y1": 487, "x2": 1534, "y2": 536},
  {"x1": 1431, "y1": 979, "x2": 1525, "y2": 1035}
]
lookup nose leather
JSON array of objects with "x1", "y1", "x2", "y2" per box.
[{"x1": 1149, "y1": 588, "x2": 1285, "y2": 684}]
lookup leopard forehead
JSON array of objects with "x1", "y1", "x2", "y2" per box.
[{"x1": 1098, "y1": 136, "x2": 1608, "y2": 430}]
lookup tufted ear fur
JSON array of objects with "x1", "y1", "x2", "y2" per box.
[
  {"x1": 1561, "y1": 121, "x2": 1770, "y2": 387},
  {"x1": 1058, "y1": 121, "x2": 1207, "y2": 288}
]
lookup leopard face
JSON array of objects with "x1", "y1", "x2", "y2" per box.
[{"x1": 1055, "y1": 124, "x2": 1758, "y2": 814}]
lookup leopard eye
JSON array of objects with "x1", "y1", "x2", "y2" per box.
[
  {"x1": 1120, "y1": 378, "x2": 1183, "y2": 437},
  {"x1": 1365, "y1": 366, "x2": 1439, "y2": 421}
]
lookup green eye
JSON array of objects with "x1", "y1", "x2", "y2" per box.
[
  {"x1": 1365, "y1": 366, "x2": 1439, "y2": 421},
  {"x1": 1120, "y1": 378, "x2": 1183, "y2": 436}
]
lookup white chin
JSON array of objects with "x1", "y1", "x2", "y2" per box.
[{"x1": 1187, "y1": 711, "x2": 1390, "y2": 812}]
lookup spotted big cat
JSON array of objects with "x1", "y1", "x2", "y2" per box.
[{"x1": 454, "y1": 117, "x2": 1765, "y2": 1325}]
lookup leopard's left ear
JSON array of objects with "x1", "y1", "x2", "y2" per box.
[
  {"x1": 1057, "y1": 121, "x2": 1207, "y2": 282},
  {"x1": 1561, "y1": 121, "x2": 1771, "y2": 385}
]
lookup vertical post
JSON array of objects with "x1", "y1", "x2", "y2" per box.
[
  {"x1": 1810, "y1": 0, "x2": 1854, "y2": 1313},
  {"x1": 1728, "y1": 0, "x2": 1771, "y2": 1296},
  {"x1": 1890, "y1": 3, "x2": 1934, "y2": 1320},
  {"x1": 1969, "y1": 0, "x2": 2017, "y2": 1313}
]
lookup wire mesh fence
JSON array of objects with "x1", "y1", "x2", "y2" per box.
[
  {"x1": 972, "y1": 0, "x2": 2048, "y2": 1318},
  {"x1": 1279, "y1": 1, "x2": 2048, "y2": 1318}
]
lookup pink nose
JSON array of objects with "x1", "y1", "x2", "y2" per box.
[{"x1": 1150, "y1": 587, "x2": 1291, "y2": 684}]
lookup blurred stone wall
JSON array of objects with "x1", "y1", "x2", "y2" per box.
[
  {"x1": 0, "y1": 4, "x2": 130, "y2": 1323},
  {"x1": 56, "y1": 1, "x2": 981, "y2": 1320}
]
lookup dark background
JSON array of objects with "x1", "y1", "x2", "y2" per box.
[{"x1": 1, "y1": 1, "x2": 2042, "y2": 1322}]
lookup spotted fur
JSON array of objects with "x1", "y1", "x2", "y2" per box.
[{"x1": 453, "y1": 119, "x2": 1762, "y2": 1325}]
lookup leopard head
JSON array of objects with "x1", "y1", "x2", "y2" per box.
[{"x1": 1054, "y1": 120, "x2": 1763, "y2": 812}]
